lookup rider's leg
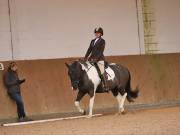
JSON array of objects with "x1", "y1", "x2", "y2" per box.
[{"x1": 97, "y1": 61, "x2": 108, "y2": 92}]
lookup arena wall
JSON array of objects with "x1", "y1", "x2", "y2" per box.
[{"x1": 0, "y1": 53, "x2": 180, "y2": 120}]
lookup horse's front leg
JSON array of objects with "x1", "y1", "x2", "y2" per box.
[
  {"x1": 75, "y1": 91, "x2": 86, "y2": 115},
  {"x1": 88, "y1": 89, "x2": 96, "y2": 118}
]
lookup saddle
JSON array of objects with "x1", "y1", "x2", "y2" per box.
[
  {"x1": 92, "y1": 61, "x2": 110, "y2": 93},
  {"x1": 79, "y1": 59, "x2": 110, "y2": 93},
  {"x1": 79, "y1": 59, "x2": 110, "y2": 79}
]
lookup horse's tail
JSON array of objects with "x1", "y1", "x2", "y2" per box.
[{"x1": 125, "y1": 71, "x2": 139, "y2": 102}]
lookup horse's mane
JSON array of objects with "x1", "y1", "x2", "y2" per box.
[{"x1": 78, "y1": 60, "x2": 89, "y2": 69}]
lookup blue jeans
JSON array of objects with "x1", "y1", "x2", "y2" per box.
[{"x1": 9, "y1": 92, "x2": 26, "y2": 119}]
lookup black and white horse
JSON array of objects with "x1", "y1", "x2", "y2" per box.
[{"x1": 65, "y1": 60, "x2": 139, "y2": 118}]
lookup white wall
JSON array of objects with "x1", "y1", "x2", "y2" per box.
[
  {"x1": 5, "y1": 0, "x2": 140, "y2": 60},
  {"x1": 0, "y1": 0, "x2": 180, "y2": 61},
  {"x1": 0, "y1": 0, "x2": 12, "y2": 61},
  {"x1": 154, "y1": 0, "x2": 180, "y2": 53}
]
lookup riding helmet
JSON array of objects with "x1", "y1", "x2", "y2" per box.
[{"x1": 94, "y1": 27, "x2": 103, "y2": 36}]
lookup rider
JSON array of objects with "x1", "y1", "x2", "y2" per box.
[{"x1": 84, "y1": 27, "x2": 108, "y2": 92}]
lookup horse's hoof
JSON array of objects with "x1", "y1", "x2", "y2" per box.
[
  {"x1": 82, "y1": 110, "x2": 86, "y2": 115},
  {"x1": 115, "y1": 113, "x2": 120, "y2": 116},
  {"x1": 87, "y1": 115, "x2": 92, "y2": 118},
  {"x1": 121, "y1": 111, "x2": 127, "y2": 115}
]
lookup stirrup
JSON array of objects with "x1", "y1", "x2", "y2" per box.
[{"x1": 102, "y1": 84, "x2": 109, "y2": 93}]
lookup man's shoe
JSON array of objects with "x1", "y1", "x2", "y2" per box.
[
  {"x1": 24, "y1": 117, "x2": 33, "y2": 121},
  {"x1": 18, "y1": 117, "x2": 33, "y2": 122},
  {"x1": 18, "y1": 117, "x2": 26, "y2": 122}
]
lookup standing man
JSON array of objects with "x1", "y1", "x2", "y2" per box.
[
  {"x1": 84, "y1": 27, "x2": 108, "y2": 92},
  {"x1": 0, "y1": 63, "x2": 4, "y2": 70},
  {"x1": 4, "y1": 62, "x2": 30, "y2": 122}
]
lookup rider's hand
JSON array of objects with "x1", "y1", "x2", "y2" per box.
[
  {"x1": 91, "y1": 59, "x2": 98, "y2": 63},
  {"x1": 79, "y1": 58, "x2": 87, "y2": 62},
  {"x1": 84, "y1": 57, "x2": 88, "y2": 61}
]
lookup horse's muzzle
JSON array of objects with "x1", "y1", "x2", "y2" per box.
[
  {"x1": 71, "y1": 81, "x2": 79, "y2": 90},
  {"x1": 72, "y1": 84, "x2": 78, "y2": 91}
]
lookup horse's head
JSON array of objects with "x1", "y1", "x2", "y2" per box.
[{"x1": 65, "y1": 61, "x2": 82, "y2": 90}]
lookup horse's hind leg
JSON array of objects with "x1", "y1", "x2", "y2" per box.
[
  {"x1": 116, "y1": 92, "x2": 127, "y2": 114},
  {"x1": 88, "y1": 95, "x2": 95, "y2": 118},
  {"x1": 88, "y1": 89, "x2": 96, "y2": 118},
  {"x1": 75, "y1": 91, "x2": 86, "y2": 115}
]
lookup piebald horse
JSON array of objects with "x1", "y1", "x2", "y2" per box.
[{"x1": 65, "y1": 60, "x2": 139, "y2": 118}]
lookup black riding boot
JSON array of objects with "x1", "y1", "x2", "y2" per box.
[{"x1": 100, "y1": 74, "x2": 109, "y2": 92}]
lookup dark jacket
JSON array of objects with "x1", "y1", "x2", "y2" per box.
[
  {"x1": 4, "y1": 69, "x2": 22, "y2": 94},
  {"x1": 85, "y1": 37, "x2": 105, "y2": 62}
]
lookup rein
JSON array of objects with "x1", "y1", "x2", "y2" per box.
[
  {"x1": 86, "y1": 65, "x2": 93, "y2": 73},
  {"x1": 82, "y1": 61, "x2": 111, "y2": 78}
]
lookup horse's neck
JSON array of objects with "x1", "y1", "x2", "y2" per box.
[
  {"x1": 80, "y1": 62, "x2": 92, "y2": 71},
  {"x1": 79, "y1": 61, "x2": 100, "y2": 81}
]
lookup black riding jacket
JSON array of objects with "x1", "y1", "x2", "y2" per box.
[{"x1": 85, "y1": 37, "x2": 105, "y2": 62}]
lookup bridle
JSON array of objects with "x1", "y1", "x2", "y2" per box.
[{"x1": 72, "y1": 80, "x2": 80, "y2": 86}]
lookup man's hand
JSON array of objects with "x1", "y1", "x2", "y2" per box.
[{"x1": 17, "y1": 79, "x2": 26, "y2": 84}]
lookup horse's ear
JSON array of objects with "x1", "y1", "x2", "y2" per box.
[{"x1": 65, "y1": 63, "x2": 70, "y2": 68}]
